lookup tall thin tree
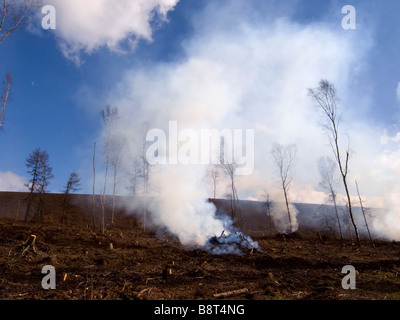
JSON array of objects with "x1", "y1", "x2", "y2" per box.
[
  {"x1": 100, "y1": 105, "x2": 119, "y2": 233},
  {"x1": 24, "y1": 148, "x2": 53, "y2": 222},
  {"x1": 92, "y1": 141, "x2": 96, "y2": 230},
  {"x1": 262, "y1": 191, "x2": 274, "y2": 237},
  {"x1": 110, "y1": 133, "x2": 124, "y2": 228},
  {"x1": 308, "y1": 79, "x2": 361, "y2": 247},
  {"x1": 210, "y1": 165, "x2": 221, "y2": 200},
  {"x1": 140, "y1": 122, "x2": 150, "y2": 232},
  {"x1": 318, "y1": 156, "x2": 343, "y2": 240},
  {"x1": 61, "y1": 172, "x2": 80, "y2": 225},
  {"x1": 127, "y1": 157, "x2": 142, "y2": 197},
  {"x1": 34, "y1": 151, "x2": 53, "y2": 222},
  {"x1": 355, "y1": 180, "x2": 375, "y2": 248},
  {"x1": 220, "y1": 160, "x2": 243, "y2": 229},
  {"x1": 24, "y1": 148, "x2": 42, "y2": 221},
  {"x1": 271, "y1": 143, "x2": 297, "y2": 233}
]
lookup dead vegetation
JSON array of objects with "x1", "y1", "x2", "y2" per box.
[{"x1": 1, "y1": 219, "x2": 400, "y2": 300}]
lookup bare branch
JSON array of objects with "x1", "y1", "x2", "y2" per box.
[
  {"x1": 0, "y1": 72, "x2": 11, "y2": 130},
  {"x1": 0, "y1": 0, "x2": 42, "y2": 45}
]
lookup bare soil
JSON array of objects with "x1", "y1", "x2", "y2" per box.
[{"x1": 1, "y1": 219, "x2": 400, "y2": 300}]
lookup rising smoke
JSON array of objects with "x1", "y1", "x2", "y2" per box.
[
  {"x1": 99, "y1": 3, "x2": 366, "y2": 247},
  {"x1": 147, "y1": 165, "x2": 229, "y2": 246},
  {"x1": 86, "y1": 2, "x2": 400, "y2": 245}
]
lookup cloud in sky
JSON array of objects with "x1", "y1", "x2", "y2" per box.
[
  {"x1": 47, "y1": 0, "x2": 179, "y2": 63},
  {"x1": 0, "y1": 171, "x2": 26, "y2": 192}
]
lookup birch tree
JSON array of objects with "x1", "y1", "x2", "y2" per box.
[
  {"x1": 100, "y1": 105, "x2": 118, "y2": 233},
  {"x1": 308, "y1": 79, "x2": 361, "y2": 247},
  {"x1": 209, "y1": 164, "x2": 221, "y2": 200},
  {"x1": 271, "y1": 143, "x2": 297, "y2": 233},
  {"x1": 355, "y1": 180, "x2": 375, "y2": 248},
  {"x1": 220, "y1": 160, "x2": 243, "y2": 229}
]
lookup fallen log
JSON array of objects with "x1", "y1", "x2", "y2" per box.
[{"x1": 213, "y1": 288, "x2": 248, "y2": 298}]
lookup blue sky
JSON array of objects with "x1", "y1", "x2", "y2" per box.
[{"x1": 1, "y1": 0, "x2": 400, "y2": 221}]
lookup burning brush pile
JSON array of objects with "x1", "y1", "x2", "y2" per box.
[{"x1": 205, "y1": 230, "x2": 260, "y2": 255}]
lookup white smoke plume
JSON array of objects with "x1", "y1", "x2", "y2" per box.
[
  {"x1": 99, "y1": 3, "x2": 370, "y2": 246},
  {"x1": 75, "y1": 2, "x2": 400, "y2": 244},
  {"x1": 148, "y1": 165, "x2": 230, "y2": 246},
  {"x1": 370, "y1": 133, "x2": 400, "y2": 240},
  {"x1": 270, "y1": 202, "x2": 299, "y2": 234}
]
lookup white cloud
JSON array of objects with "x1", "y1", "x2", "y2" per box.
[
  {"x1": 47, "y1": 0, "x2": 179, "y2": 63},
  {"x1": 380, "y1": 129, "x2": 400, "y2": 145},
  {"x1": 0, "y1": 171, "x2": 26, "y2": 191}
]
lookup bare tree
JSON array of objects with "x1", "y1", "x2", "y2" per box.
[
  {"x1": 318, "y1": 156, "x2": 343, "y2": 240},
  {"x1": 33, "y1": 149, "x2": 53, "y2": 222},
  {"x1": 24, "y1": 148, "x2": 41, "y2": 221},
  {"x1": 317, "y1": 205, "x2": 337, "y2": 237},
  {"x1": 140, "y1": 121, "x2": 150, "y2": 231},
  {"x1": 127, "y1": 157, "x2": 142, "y2": 197},
  {"x1": 218, "y1": 134, "x2": 244, "y2": 229},
  {"x1": 61, "y1": 172, "x2": 80, "y2": 225},
  {"x1": 110, "y1": 133, "x2": 125, "y2": 228},
  {"x1": 271, "y1": 143, "x2": 297, "y2": 233},
  {"x1": 100, "y1": 105, "x2": 119, "y2": 233},
  {"x1": 92, "y1": 141, "x2": 97, "y2": 230},
  {"x1": 355, "y1": 180, "x2": 375, "y2": 248},
  {"x1": 262, "y1": 191, "x2": 274, "y2": 237},
  {"x1": 0, "y1": 0, "x2": 41, "y2": 45},
  {"x1": 209, "y1": 165, "x2": 221, "y2": 199},
  {"x1": 220, "y1": 160, "x2": 243, "y2": 229},
  {"x1": 24, "y1": 148, "x2": 53, "y2": 222},
  {"x1": 0, "y1": 72, "x2": 11, "y2": 130},
  {"x1": 342, "y1": 203, "x2": 353, "y2": 241},
  {"x1": 308, "y1": 79, "x2": 361, "y2": 247}
]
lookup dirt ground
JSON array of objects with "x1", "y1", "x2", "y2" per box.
[{"x1": 1, "y1": 219, "x2": 400, "y2": 300}]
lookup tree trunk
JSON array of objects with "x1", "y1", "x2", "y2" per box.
[
  {"x1": 92, "y1": 142, "x2": 96, "y2": 231},
  {"x1": 101, "y1": 145, "x2": 110, "y2": 233},
  {"x1": 111, "y1": 169, "x2": 117, "y2": 229},
  {"x1": 283, "y1": 187, "x2": 292, "y2": 233},
  {"x1": 331, "y1": 191, "x2": 343, "y2": 240},
  {"x1": 343, "y1": 176, "x2": 360, "y2": 246},
  {"x1": 356, "y1": 180, "x2": 375, "y2": 248}
]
